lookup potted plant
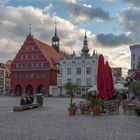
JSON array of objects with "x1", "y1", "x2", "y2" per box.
[
  {"x1": 128, "y1": 80, "x2": 140, "y2": 116},
  {"x1": 89, "y1": 97, "x2": 102, "y2": 116},
  {"x1": 64, "y1": 82, "x2": 78, "y2": 115}
]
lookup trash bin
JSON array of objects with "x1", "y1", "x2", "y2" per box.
[{"x1": 37, "y1": 93, "x2": 43, "y2": 106}]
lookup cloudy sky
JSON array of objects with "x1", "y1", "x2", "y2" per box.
[{"x1": 0, "y1": 0, "x2": 139, "y2": 76}]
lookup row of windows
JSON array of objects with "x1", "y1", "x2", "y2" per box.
[
  {"x1": 132, "y1": 54, "x2": 140, "y2": 60},
  {"x1": 67, "y1": 67, "x2": 91, "y2": 75},
  {"x1": 14, "y1": 73, "x2": 46, "y2": 79},
  {"x1": 24, "y1": 45, "x2": 38, "y2": 51},
  {"x1": 16, "y1": 63, "x2": 45, "y2": 69},
  {"x1": 18, "y1": 54, "x2": 44, "y2": 60},
  {"x1": 67, "y1": 78, "x2": 92, "y2": 86}
]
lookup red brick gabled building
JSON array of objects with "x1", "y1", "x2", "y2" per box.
[{"x1": 10, "y1": 33, "x2": 61, "y2": 96}]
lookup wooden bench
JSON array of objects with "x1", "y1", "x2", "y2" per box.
[{"x1": 13, "y1": 104, "x2": 39, "y2": 112}]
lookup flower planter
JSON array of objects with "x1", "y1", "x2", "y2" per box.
[
  {"x1": 92, "y1": 108, "x2": 100, "y2": 116},
  {"x1": 68, "y1": 107, "x2": 77, "y2": 115}
]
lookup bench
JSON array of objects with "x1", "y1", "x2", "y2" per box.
[{"x1": 13, "y1": 104, "x2": 39, "y2": 112}]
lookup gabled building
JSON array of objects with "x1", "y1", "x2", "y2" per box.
[
  {"x1": 112, "y1": 67, "x2": 122, "y2": 83},
  {"x1": 0, "y1": 63, "x2": 5, "y2": 95},
  {"x1": 58, "y1": 31, "x2": 98, "y2": 96},
  {"x1": 0, "y1": 61, "x2": 12, "y2": 95},
  {"x1": 5, "y1": 60, "x2": 12, "y2": 95},
  {"x1": 10, "y1": 25, "x2": 63, "y2": 96}
]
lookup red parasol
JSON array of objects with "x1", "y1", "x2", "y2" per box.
[
  {"x1": 104, "y1": 61, "x2": 114, "y2": 99},
  {"x1": 97, "y1": 54, "x2": 106, "y2": 99}
]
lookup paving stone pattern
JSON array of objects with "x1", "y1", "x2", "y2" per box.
[{"x1": 0, "y1": 97, "x2": 140, "y2": 140}]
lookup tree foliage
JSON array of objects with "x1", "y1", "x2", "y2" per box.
[
  {"x1": 64, "y1": 82, "x2": 78, "y2": 106},
  {"x1": 137, "y1": 59, "x2": 140, "y2": 69},
  {"x1": 128, "y1": 81, "x2": 140, "y2": 97}
]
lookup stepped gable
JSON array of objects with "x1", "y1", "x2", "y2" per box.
[{"x1": 20, "y1": 35, "x2": 70, "y2": 70}]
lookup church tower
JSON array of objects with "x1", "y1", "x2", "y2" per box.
[
  {"x1": 52, "y1": 21, "x2": 60, "y2": 53},
  {"x1": 81, "y1": 30, "x2": 89, "y2": 57}
]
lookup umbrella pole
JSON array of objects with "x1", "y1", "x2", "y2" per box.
[{"x1": 101, "y1": 99, "x2": 106, "y2": 113}]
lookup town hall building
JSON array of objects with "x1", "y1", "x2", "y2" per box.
[
  {"x1": 10, "y1": 24, "x2": 63, "y2": 96},
  {"x1": 57, "y1": 31, "x2": 98, "y2": 96}
]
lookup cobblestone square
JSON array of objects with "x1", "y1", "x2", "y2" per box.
[{"x1": 0, "y1": 97, "x2": 140, "y2": 140}]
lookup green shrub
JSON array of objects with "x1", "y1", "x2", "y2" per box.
[
  {"x1": 128, "y1": 81, "x2": 140, "y2": 97},
  {"x1": 89, "y1": 98, "x2": 102, "y2": 109}
]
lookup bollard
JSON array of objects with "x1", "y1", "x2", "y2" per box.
[{"x1": 37, "y1": 93, "x2": 43, "y2": 106}]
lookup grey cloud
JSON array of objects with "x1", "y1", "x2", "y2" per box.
[
  {"x1": 0, "y1": 6, "x2": 42, "y2": 40},
  {"x1": 96, "y1": 33, "x2": 132, "y2": 46},
  {"x1": 123, "y1": 0, "x2": 140, "y2": 7},
  {"x1": 0, "y1": 6, "x2": 54, "y2": 62},
  {"x1": 118, "y1": 7, "x2": 140, "y2": 43},
  {"x1": 0, "y1": 0, "x2": 9, "y2": 5},
  {"x1": 0, "y1": 38, "x2": 20, "y2": 62},
  {"x1": 0, "y1": 5, "x2": 92, "y2": 62},
  {"x1": 63, "y1": 3, "x2": 110, "y2": 22},
  {"x1": 0, "y1": 51, "x2": 15, "y2": 62},
  {"x1": 0, "y1": 6, "x2": 56, "y2": 42}
]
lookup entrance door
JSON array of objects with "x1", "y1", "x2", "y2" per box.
[
  {"x1": 26, "y1": 85, "x2": 33, "y2": 95},
  {"x1": 37, "y1": 85, "x2": 44, "y2": 94}
]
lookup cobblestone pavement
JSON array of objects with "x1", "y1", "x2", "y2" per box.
[{"x1": 0, "y1": 97, "x2": 140, "y2": 140}]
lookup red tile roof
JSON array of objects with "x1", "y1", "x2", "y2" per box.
[
  {"x1": 34, "y1": 38, "x2": 70, "y2": 70},
  {"x1": 34, "y1": 39, "x2": 60, "y2": 70}
]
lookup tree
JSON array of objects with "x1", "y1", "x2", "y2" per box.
[
  {"x1": 137, "y1": 59, "x2": 140, "y2": 69},
  {"x1": 64, "y1": 83, "x2": 78, "y2": 107},
  {"x1": 128, "y1": 81, "x2": 140, "y2": 97}
]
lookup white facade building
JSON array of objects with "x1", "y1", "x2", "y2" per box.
[
  {"x1": 58, "y1": 32, "x2": 98, "y2": 96},
  {"x1": 130, "y1": 45, "x2": 140, "y2": 70}
]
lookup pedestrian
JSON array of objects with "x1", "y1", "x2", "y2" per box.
[
  {"x1": 25, "y1": 96, "x2": 32, "y2": 104},
  {"x1": 20, "y1": 96, "x2": 26, "y2": 105},
  {"x1": 30, "y1": 95, "x2": 34, "y2": 104}
]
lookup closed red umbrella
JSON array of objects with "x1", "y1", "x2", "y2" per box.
[
  {"x1": 104, "y1": 61, "x2": 114, "y2": 99},
  {"x1": 97, "y1": 54, "x2": 106, "y2": 99}
]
